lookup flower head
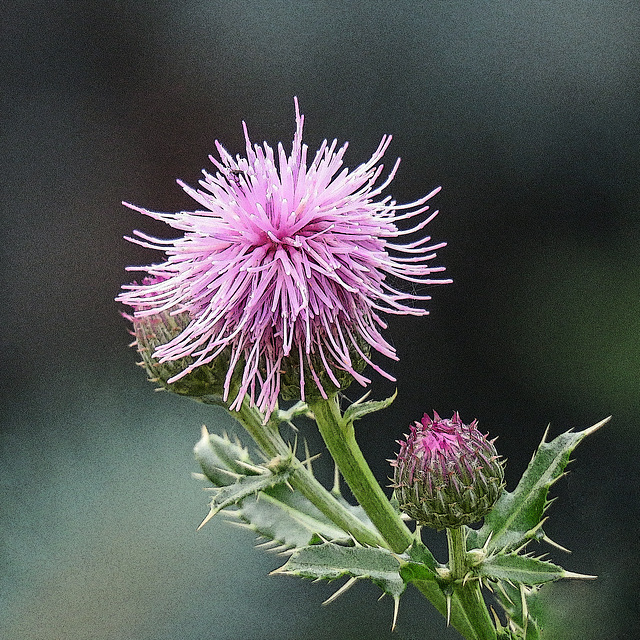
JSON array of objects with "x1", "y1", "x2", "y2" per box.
[
  {"x1": 391, "y1": 412, "x2": 505, "y2": 529},
  {"x1": 117, "y1": 99, "x2": 450, "y2": 416}
]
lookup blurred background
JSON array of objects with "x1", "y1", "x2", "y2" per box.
[{"x1": 2, "y1": 2, "x2": 639, "y2": 638}]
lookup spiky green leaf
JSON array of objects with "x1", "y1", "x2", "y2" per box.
[
  {"x1": 468, "y1": 417, "x2": 609, "y2": 553},
  {"x1": 194, "y1": 426, "x2": 372, "y2": 547},
  {"x1": 477, "y1": 553, "x2": 575, "y2": 585},
  {"x1": 397, "y1": 539, "x2": 441, "y2": 584},
  {"x1": 275, "y1": 542, "x2": 406, "y2": 605},
  {"x1": 203, "y1": 465, "x2": 295, "y2": 520},
  {"x1": 343, "y1": 391, "x2": 397, "y2": 425},
  {"x1": 194, "y1": 428, "x2": 257, "y2": 486},
  {"x1": 232, "y1": 485, "x2": 356, "y2": 548}
]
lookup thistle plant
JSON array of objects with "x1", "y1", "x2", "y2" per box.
[{"x1": 119, "y1": 100, "x2": 607, "y2": 639}]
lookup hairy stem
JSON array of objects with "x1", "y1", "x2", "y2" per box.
[
  {"x1": 447, "y1": 528, "x2": 497, "y2": 640},
  {"x1": 229, "y1": 394, "x2": 386, "y2": 548},
  {"x1": 309, "y1": 393, "x2": 414, "y2": 553}
]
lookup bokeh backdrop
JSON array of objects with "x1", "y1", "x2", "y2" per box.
[{"x1": 2, "y1": 2, "x2": 639, "y2": 639}]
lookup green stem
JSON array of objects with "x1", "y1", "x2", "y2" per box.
[
  {"x1": 229, "y1": 394, "x2": 386, "y2": 548},
  {"x1": 446, "y1": 528, "x2": 497, "y2": 640},
  {"x1": 310, "y1": 393, "x2": 496, "y2": 640},
  {"x1": 309, "y1": 394, "x2": 414, "y2": 554},
  {"x1": 447, "y1": 528, "x2": 468, "y2": 580}
]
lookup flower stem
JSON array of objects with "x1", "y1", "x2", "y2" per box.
[
  {"x1": 446, "y1": 528, "x2": 497, "y2": 640},
  {"x1": 308, "y1": 393, "x2": 414, "y2": 554},
  {"x1": 447, "y1": 528, "x2": 468, "y2": 580},
  {"x1": 310, "y1": 393, "x2": 497, "y2": 640},
  {"x1": 229, "y1": 394, "x2": 386, "y2": 548}
]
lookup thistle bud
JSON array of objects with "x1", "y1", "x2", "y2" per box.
[
  {"x1": 130, "y1": 308, "x2": 237, "y2": 401},
  {"x1": 123, "y1": 277, "x2": 239, "y2": 402},
  {"x1": 391, "y1": 412, "x2": 504, "y2": 530}
]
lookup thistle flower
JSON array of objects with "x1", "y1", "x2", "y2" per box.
[
  {"x1": 392, "y1": 412, "x2": 504, "y2": 530},
  {"x1": 117, "y1": 99, "x2": 450, "y2": 417}
]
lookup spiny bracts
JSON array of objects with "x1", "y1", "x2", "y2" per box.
[{"x1": 391, "y1": 411, "x2": 505, "y2": 530}]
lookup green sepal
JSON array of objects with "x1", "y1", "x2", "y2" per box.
[
  {"x1": 476, "y1": 553, "x2": 575, "y2": 586},
  {"x1": 468, "y1": 417, "x2": 609, "y2": 553},
  {"x1": 274, "y1": 542, "x2": 406, "y2": 626},
  {"x1": 342, "y1": 390, "x2": 397, "y2": 425}
]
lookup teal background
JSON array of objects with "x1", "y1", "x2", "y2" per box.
[{"x1": 2, "y1": 2, "x2": 639, "y2": 638}]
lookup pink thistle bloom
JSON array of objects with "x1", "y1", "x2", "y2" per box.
[{"x1": 117, "y1": 99, "x2": 450, "y2": 417}]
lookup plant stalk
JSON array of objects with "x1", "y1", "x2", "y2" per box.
[
  {"x1": 447, "y1": 528, "x2": 497, "y2": 640},
  {"x1": 229, "y1": 394, "x2": 386, "y2": 548},
  {"x1": 311, "y1": 393, "x2": 497, "y2": 640},
  {"x1": 308, "y1": 393, "x2": 414, "y2": 554}
]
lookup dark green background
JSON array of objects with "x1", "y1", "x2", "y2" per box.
[{"x1": 3, "y1": 2, "x2": 639, "y2": 638}]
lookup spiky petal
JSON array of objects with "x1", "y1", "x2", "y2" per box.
[
  {"x1": 117, "y1": 99, "x2": 450, "y2": 417},
  {"x1": 392, "y1": 412, "x2": 505, "y2": 530}
]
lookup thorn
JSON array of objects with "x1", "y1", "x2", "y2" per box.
[
  {"x1": 304, "y1": 439, "x2": 313, "y2": 473},
  {"x1": 235, "y1": 459, "x2": 265, "y2": 474},
  {"x1": 255, "y1": 539, "x2": 277, "y2": 549},
  {"x1": 323, "y1": 577, "x2": 358, "y2": 605},
  {"x1": 196, "y1": 507, "x2": 217, "y2": 531},
  {"x1": 496, "y1": 580, "x2": 515, "y2": 605},
  {"x1": 540, "y1": 424, "x2": 551, "y2": 445},
  {"x1": 445, "y1": 591, "x2": 452, "y2": 626},
  {"x1": 391, "y1": 597, "x2": 400, "y2": 631},
  {"x1": 482, "y1": 531, "x2": 494, "y2": 552},
  {"x1": 331, "y1": 460, "x2": 341, "y2": 495},
  {"x1": 542, "y1": 533, "x2": 572, "y2": 553},
  {"x1": 563, "y1": 571, "x2": 597, "y2": 580},
  {"x1": 273, "y1": 545, "x2": 291, "y2": 555},
  {"x1": 200, "y1": 424, "x2": 210, "y2": 439},
  {"x1": 583, "y1": 415, "x2": 611, "y2": 437},
  {"x1": 300, "y1": 452, "x2": 322, "y2": 467},
  {"x1": 353, "y1": 390, "x2": 372, "y2": 405},
  {"x1": 490, "y1": 606, "x2": 502, "y2": 628},
  {"x1": 520, "y1": 584, "x2": 529, "y2": 635}
]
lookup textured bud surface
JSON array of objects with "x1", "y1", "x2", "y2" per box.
[
  {"x1": 278, "y1": 333, "x2": 371, "y2": 401},
  {"x1": 391, "y1": 412, "x2": 504, "y2": 530},
  {"x1": 132, "y1": 308, "x2": 237, "y2": 400},
  {"x1": 122, "y1": 273, "x2": 240, "y2": 403}
]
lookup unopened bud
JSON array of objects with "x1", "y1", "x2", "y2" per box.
[
  {"x1": 130, "y1": 308, "x2": 238, "y2": 401},
  {"x1": 391, "y1": 411, "x2": 505, "y2": 530}
]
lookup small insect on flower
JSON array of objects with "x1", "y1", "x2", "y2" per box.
[
  {"x1": 117, "y1": 98, "x2": 450, "y2": 417},
  {"x1": 227, "y1": 168, "x2": 246, "y2": 191}
]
